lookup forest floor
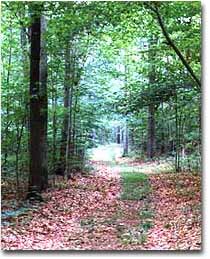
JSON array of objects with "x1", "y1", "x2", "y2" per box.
[{"x1": 1, "y1": 144, "x2": 201, "y2": 250}]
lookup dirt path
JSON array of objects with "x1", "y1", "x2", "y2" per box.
[{"x1": 1, "y1": 145, "x2": 201, "y2": 250}]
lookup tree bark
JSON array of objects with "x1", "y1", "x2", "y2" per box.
[
  {"x1": 28, "y1": 4, "x2": 46, "y2": 199},
  {"x1": 28, "y1": 9, "x2": 42, "y2": 196}
]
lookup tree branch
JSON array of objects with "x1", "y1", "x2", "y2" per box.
[{"x1": 147, "y1": 3, "x2": 201, "y2": 89}]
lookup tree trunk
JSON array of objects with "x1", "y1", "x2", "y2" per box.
[
  {"x1": 21, "y1": 21, "x2": 30, "y2": 168},
  {"x1": 123, "y1": 122, "x2": 129, "y2": 156},
  {"x1": 117, "y1": 126, "x2": 121, "y2": 144},
  {"x1": 60, "y1": 41, "x2": 71, "y2": 170},
  {"x1": 68, "y1": 82, "x2": 74, "y2": 157},
  {"x1": 147, "y1": 39, "x2": 156, "y2": 159},
  {"x1": 175, "y1": 91, "x2": 181, "y2": 172},
  {"x1": 129, "y1": 128, "x2": 135, "y2": 151},
  {"x1": 39, "y1": 15, "x2": 48, "y2": 190},
  {"x1": 72, "y1": 91, "x2": 79, "y2": 156},
  {"x1": 160, "y1": 102, "x2": 165, "y2": 154},
  {"x1": 28, "y1": 4, "x2": 45, "y2": 199},
  {"x1": 15, "y1": 118, "x2": 25, "y2": 193},
  {"x1": 3, "y1": 25, "x2": 12, "y2": 168},
  {"x1": 147, "y1": 104, "x2": 156, "y2": 159},
  {"x1": 52, "y1": 83, "x2": 57, "y2": 173}
]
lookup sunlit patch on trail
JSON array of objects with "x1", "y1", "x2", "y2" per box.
[
  {"x1": 89, "y1": 143, "x2": 123, "y2": 162},
  {"x1": 88, "y1": 144, "x2": 124, "y2": 179},
  {"x1": 89, "y1": 144, "x2": 174, "y2": 179}
]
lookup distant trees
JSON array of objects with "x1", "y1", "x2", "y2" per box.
[{"x1": 1, "y1": 1, "x2": 201, "y2": 201}]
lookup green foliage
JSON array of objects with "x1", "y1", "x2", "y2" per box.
[{"x1": 1, "y1": 1, "x2": 201, "y2": 194}]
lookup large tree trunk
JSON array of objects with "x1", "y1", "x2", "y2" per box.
[
  {"x1": 28, "y1": 5, "x2": 47, "y2": 199},
  {"x1": 28, "y1": 9, "x2": 42, "y2": 197}
]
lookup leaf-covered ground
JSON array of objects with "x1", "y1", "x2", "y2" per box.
[
  {"x1": 1, "y1": 150, "x2": 201, "y2": 250},
  {"x1": 145, "y1": 173, "x2": 201, "y2": 250}
]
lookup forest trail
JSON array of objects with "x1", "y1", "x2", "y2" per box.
[
  {"x1": 2, "y1": 1, "x2": 201, "y2": 251},
  {"x1": 1, "y1": 144, "x2": 201, "y2": 250}
]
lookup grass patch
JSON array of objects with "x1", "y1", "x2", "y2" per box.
[
  {"x1": 120, "y1": 230, "x2": 147, "y2": 245},
  {"x1": 139, "y1": 209, "x2": 154, "y2": 219},
  {"x1": 119, "y1": 172, "x2": 154, "y2": 245},
  {"x1": 121, "y1": 172, "x2": 150, "y2": 200},
  {"x1": 141, "y1": 221, "x2": 154, "y2": 231},
  {"x1": 138, "y1": 207, "x2": 155, "y2": 238}
]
